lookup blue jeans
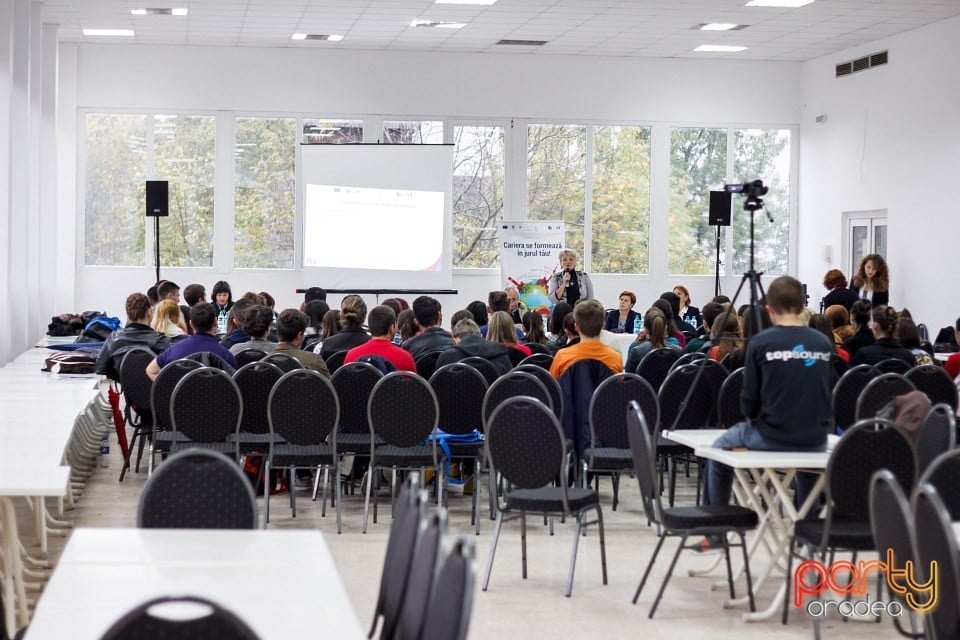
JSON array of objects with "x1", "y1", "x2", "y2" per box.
[{"x1": 702, "y1": 421, "x2": 826, "y2": 509}]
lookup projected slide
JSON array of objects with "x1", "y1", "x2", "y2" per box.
[{"x1": 303, "y1": 184, "x2": 444, "y2": 271}]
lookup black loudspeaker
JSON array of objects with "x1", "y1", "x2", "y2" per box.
[
  {"x1": 708, "y1": 190, "x2": 732, "y2": 226},
  {"x1": 146, "y1": 181, "x2": 169, "y2": 217}
]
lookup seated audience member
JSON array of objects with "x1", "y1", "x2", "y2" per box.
[
  {"x1": 506, "y1": 286, "x2": 526, "y2": 324},
  {"x1": 661, "y1": 291, "x2": 697, "y2": 336},
  {"x1": 547, "y1": 302, "x2": 572, "y2": 341},
  {"x1": 685, "y1": 301, "x2": 724, "y2": 353},
  {"x1": 396, "y1": 309, "x2": 417, "y2": 345},
  {"x1": 487, "y1": 310, "x2": 531, "y2": 366},
  {"x1": 851, "y1": 306, "x2": 915, "y2": 368},
  {"x1": 673, "y1": 285, "x2": 702, "y2": 331},
  {"x1": 301, "y1": 300, "x2": 330, "y2": 353},
  {"x1": 896, "y1": 317, "x2": 934, "y2": 366},
  {"x1": 707, "y1": 308, "x2": 741, "y2": 363},
  {"x1": 273, "y1": 309, "x2": 330, "y2": 377},
  {"x1": 698, "y1": 277, "x2": 833, "y2": 551},
  {"x1": 151, "y1": 299, "x2": 187, "y2": 340},
  {"x1": 344, "y1": 305, "x2": 416, "y2": 372},
  {"x1": 449, "y1": 309, "x2": 474, "y2": 332},
  {"x1": 725, "y1": 305, "x2": 771, "y2": 370},
  {"x1": 314, "y1": 309, "x2": 341, "y2": 353},
  {"x1": 821, "y1": 268, "x2": 859, "y2": 312},
  {"x1": 521, "y1": 311, "x2": 548, "y2": 346},
  {"x1": 842, "y1": 299, "x2": 875, "y2": 358},
  {"x1": 809, "y1": 313, "x2": 849, "y2": 362},
  {"x1": 549, "y1": 300, "x2": 623, "y2": 379},
  {"x1": 319, "y1": 295, "x2": 370, "y2": 360},
  {"x1": 229, "y1": 305, "x2": 277, "y2": 357},
  {"x1": 240, "y1": 291, "x2": 265, "y2": 305},
  {"x1": 945, "y1": 318, "x2": 960, "y2": 379},
  {"x1": 712, "y1": 294, "x2": 731, "y2": 305},
  {"x1": 402, "y1": 296, "x2": 453, "y2": 360},
  {"x1": 381, "y1": 297, "x2": 409, "y2": 318},
  {"x1": 181, "y1": 283, "x2": 206, "y2": 335},
  {"x1": 624, "y1": 308, "x2": 679, "y2": 374},
  {"x1": 303, "y1": 286, "x2": 327, "y2": 305},
  {"x1": 481, "y1": 291, "x2": 525, "y2": 341},
  {"x1": 604, "y1": 290, "x2": 641, "y2": 334},
  {"x1": 465, "y1": 300, "x2": 488, "y2": 328},
  {"x1": 652, "y1": 298, "x2": 687, "y2": 349},
  {"x1": 824, "y1": 304, "x2": 855, "y2": 345},
  {"x1": 157, "y1": 280, "x2": 180, "y2": 304},
  {"x1": 146, "y1": 303, "x2": 238, "y2": 380},
  {"x1": 219, "y1": 298, "x2": 255, "y2": 349},
  {"x1": 436, "y1": 318, "x2": 512, "y2": 376},
  {"x1": 146, "y1": 283, "x2": 161, "y2": 306},
  {"x1": 557, "y1": 313, "x2": 581, "y2": 351},
  {"x1": 95, "y1": 292, "x2": 170, "y2": 381}
]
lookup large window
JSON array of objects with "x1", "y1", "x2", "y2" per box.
[
  {"x1": 84, "y1": 113, "x2": 147, "y2": 266},
  {"x1": 592, "y1": 126, "x2": 651, "y2": 274},
  {"x1": 527, "y1": 124, "x2": 586, "y2": 258},
  {"x1": 234, "y1": 117, "x2": 296, "y2": 269},
  {"x1": 669, "y1": 128, "x2": 728, "y2": 275},
  {"x1": 153, "y1": 115, "x2": 216, "y2": 267},
  {"x1": 452, "y1": 125, "x2": 504, "y2": 268},
  {"x1": 383, "y1": 120, "x2": 443, "y2": 144},
  {"x1": 302, "y1": 119, "x2": 362, "y2": 144}
]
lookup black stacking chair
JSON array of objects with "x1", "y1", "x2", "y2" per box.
[
  {"x1": 265, "y1": 369, "x2": 339, "y2": 530},
  {"x1": 518, "y1": 352, "x2": 553, "y2": 370},
  {"x1": 331, "y1": 361, "x2": 384, "y2": 475},
  {"x1": 832, "y1": 364, "x2": 877, "y2": 432},
  {"x1": 324, "y1": 349, "x2": 349, "y2": 375},
  {"x1": 183, "y1": 351, "x2": 236, "y2": 374},
  {"x1": 460, "y1": 356, "x2": 501, "y2": 386},
  {"x1": 875, "y1": 357, "x2": 912, "y2": 375},
  {"x1": 234, "y1": 348, "x2": 268, "y2": 368},
  {"x1": 420, "y1": 536, "x2": 476, "y2": 640},
  {"x1": 230, "y1": 361, "x2": 285, "y2": 454},
  {"x1": 515, "y1": 363, "x2": 564, "y2": 420},
  {"x1": 626, "y1": 401, "x2": 757, "y2": 618},
  {"x1": 415, "y1": 350, "x2": 444, "y2": 380},
  {"x1": 906, "y1": 363, "x2": 959, "y2": 412},
  {"x1": 523, "y1": 341, "x2": 551, "y2": 355},
  {"x1": 717, "y1": 366, "x2": 746, "y2": 427},
  {"x1": 169, "y1": 367, "x2": 242, "y2": 459},
  {"x1": 784, "y1": 418, "x2": 916, "y2": 626},
  {"x1": 855, "y1": 372, "x2": 916, "y2": 421},
  {"x1": 482, "y1": 396, "x2": 607, "y2": 597},
  {"x1": 365, "y1": 372, "x2": 442, "y2": 534},
  {"x1": 395, "y1": 509, "x2": 446, "y2": 640},
  {"x1": 636, "y1": 347, "x2": 680, "y2": 391},
  {"x1": 100, "y1": 596, "x2": 259, "y2": 640},
  {"x1": 261, "y1": 351, "x2": 303, "y2": 373},
  {"x1": 148, "y1": 358, "x2": 203, "y2": 474},
  {"x1": 868, "y1": 470, "x2": 924, "y2": 639},
  {"x1": 830, "y1": 351, "x2": 849, "y2": 384},
  {"x1": 368, "y1": 473, "x2": 424, "y2": 640},
  {"x1": 916, "y1": 403, "x2": 956, "y2": 473},
  {"x1": 117, "y1": 347, "x2": 157, "y2": 481},
  {"x1": 583, "y1": 373, "x2": 657, "y2": 510},
  {"x1": 918, "y1": 448, "x2": 960, "y2": 520},
  {"x1": 670, "y1": 351, "x2": 706, "y2": 371},
  {"x1": 912, "y1": 484, "x2": 960, "y2": 640},
  {"x1": 430, "y1": 363, "x2": 488, "y2": 534},
  {"x1": 137, "y1": 449, "x2": 257, "y2": 529}
]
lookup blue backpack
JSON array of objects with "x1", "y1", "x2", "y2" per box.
[{"x1": 356, "y1": 355, "x2": 397, "y2": 375}]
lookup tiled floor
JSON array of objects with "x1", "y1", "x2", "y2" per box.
[{"x1": 20, "y1": 438, "x2": 906, "y2": 639}]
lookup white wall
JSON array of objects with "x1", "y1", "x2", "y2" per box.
[
  {"x1": 798, "y1": 15, "x2": 960, "y2": 330},
  {"x1": 61, "y1": 44, "x2": 801, "y2": 321}
]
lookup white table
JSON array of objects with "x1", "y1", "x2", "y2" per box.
[
  {"x1": 26, "y1": 528, "x2": 367, "y2": 640},
  {"x1": 662, "y1": 429, "x2": 833, "y2": 622},
  {"x1": 599, "y1": 330, "x2": 638, "y2": 362}
]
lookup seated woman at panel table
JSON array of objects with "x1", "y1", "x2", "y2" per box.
[
  {"x1": 851, "y1": 305, "x2": 915, "y2": 368},
  {"x1": 673, "y1": 284, "x2": 702, "y2": 332},
  {"x1": 624, "y1": 308, "x2": 679, "y2": 374},
  {"x1": 603, "y1": 290, "x2": 641, "y2": 334},
  {"x1": 698, "y1": 277, "x2": 834, "y2": 553}
]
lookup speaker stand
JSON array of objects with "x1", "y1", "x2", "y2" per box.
[
  {"x1": 713, "y1": 224, "x2": 723, "y2": 298},
  {"x1": 153, "y1": 215, "x2": 161, "y2": 284}
]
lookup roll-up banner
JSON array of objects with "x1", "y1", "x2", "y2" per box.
[{"x1": 498, "y1": 220, "x2": 565, "y2": 316}]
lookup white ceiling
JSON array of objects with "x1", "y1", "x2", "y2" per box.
[{"x1": 38, "y1": 0, "x2": 960, "y2": 61}]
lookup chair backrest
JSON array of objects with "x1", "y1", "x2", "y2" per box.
[
  {"x1": 916, "y1": 403, "x2": 957, "y2": 473},
  {"x1": 659, "y1": 361, "x2": 720, "y2": 430},
  {"x1": 430, "y1": 363, "x2": 488, "y2": 436},
  {"x1": 855, "y1": 372, "x2": 916, "y2": 421},
  {"x1": 830, "y1": 351, "x2": 849, "y2": 385},
  {"x1": 99, "y1": 596, "x2": 260, "y2": 640},
  {"x1": 832, "y1": 364, "x2": 877, "y2": 432},
  {"x1": 260, "y1": 351, "x2": 303, "y2": 373},
  {"x1": 419, "y1": 536, "x2": 476, "y2": 640},
  {"x1": 233, "y1": 361, "x2": 284, "y2": 435},
  {"x1": 588, "y1": 373, "x2": 657, "y2": 454},
  {"x1": 137, "y1": 449, "x2": 257, "y2": 529},
  {"x1": 515, "y1": 363, "x2": 564, "y2": 420},
  {"x1": 875, "y1": 357, "x2": 912, "y2": 375},
  {"x1": 906, "y1": 363, "x2": 959, "y2": 412},
  {"x1": 415, "y1": 350, "x2": 444, "y2": 380},
  {"x1": 371, "y1": 473, "x2": 423, "y2": 640},
  {"x1": 517, "y1": 352, "x2": 553, "y2": 370},
  {"x1": 395, "y1": 509, "x2": 446, "y2": 640},
  {"x1": 911, "y1": 484, "x2": 960, "y2": 640},
  {"x1": 170, "y1": 367, "x2": 243, "y2": 448},
  {"x1": 368, "y1": 372, "x2": 439, "y2": 448},
  {"x1": 460, "y1": 355, "x2": 501, "y2": 386},
  {"x1": 234, "y1": 348, "x2": 267, "y2": 368},
  {"x1": 324, "y1": 349, "x2": 348, "y2": 374},
  {"x1": 636, "y1": 347, "x2": 680, "y2": 390},
  {"x1": 150, "y1": 358, "x2": 204, "y2": 432},
  {"x1": 670, "y1": 351, "x2": 706, "y2": 371},
  {"x1": 917, "y1": 447, "x2": 960, "y2": 520},
  {"x1": 330, "y1": 361, "x2": 383, "y2": 435},
  {"x1": 558, "y1": 358, "x2": 615, "y2": 458},
  {"x1": 823, "y1": 418, "x2": 916, "y2": 525},
  {"x1": 481, "y1": 370, "x2": 551, "y2": 429},
  {"x1": 183, "y1": 351, "x2": 236, "y2": 375},
  {"x1": 868, "y1": 470, "x2": 914, "y2": 610},
  {"x1": 625, "y1": 401, "x2": 662, "y2": 526},
  {"x1": 118, "y1": 347, "x2": 156, "y2": 417},
  {"x1": 523, "y1": 341, "x2": 551, "y2": 355},
  {"x1": 717, "y1": 366, "x2": 746, "y2": 427},
  {"x1": 487, "y1": 396, "x2": 566, "y2": 496},
  {"x1": 267, "y1": 369, "x2": 339, "y2": 448}
]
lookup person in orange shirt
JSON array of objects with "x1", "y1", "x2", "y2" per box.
[{"x1": 549, "y1": 300, "x2": 623, "y2": 379}]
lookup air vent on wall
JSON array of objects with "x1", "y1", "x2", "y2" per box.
[
  {"x1": 496, "y1": 39, "x2": 547, "y2": 46},
  {"x1": 835, "y1": 50, "x2": 888, "y2": 78}
]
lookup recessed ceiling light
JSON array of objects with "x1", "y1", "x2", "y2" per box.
[
  {"x1": 129, "y1": 8, "x2": 188, "y2": 16},
  {"x1": 700, "y1": 23, "x2": 739, "y2": 31},
  {"x1": 410, "y1": 19, "x2": 466, "y2": 29},
  {"x1": 291, "y1": 33, "x2": 344, "y2": 41},
  {"x1": 745, "y1": 0, "x2": 814, "y2": 7},
  {"x1": 435, "y1": 0, "x2": 496, "y2": 4},
  {"x1": 171, "y1": 8, "x2": 188, "y2": 16},
  {"x1": 82, "y1": 28, "x2": 135, "y2": 37},
  {"x1": 694, "y1": 44, "x2": 748, "y2": 52}
]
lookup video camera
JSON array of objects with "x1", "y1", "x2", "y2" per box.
[{"x1": 723, "y1": 179, "x2": 768, "y2": 199}]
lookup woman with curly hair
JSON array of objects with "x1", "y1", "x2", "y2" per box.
[{"x1": 850, "y1": 254, "x2": 889, "y2": 307}]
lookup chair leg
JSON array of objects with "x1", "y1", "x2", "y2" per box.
[
  {"x1": 474, "y1": 460, "x2": 482, "y2": 536},
  {"x1": 320, "y1": 466, "x2": 329, "y2": 517},
  {"x1": 782, "y1": 536, "x2": 799, "y2": 624},
  {"x1": 668, "y1": 457, "x2": 677, "y2": 507},
  {"x1": 312, "y1": 464, "x2": 322, "y2": 502},
  {"x1": 521, "y1": 511, "x2": 528, "y2": 580},
  {"x1": 362, "y1": 467, "x2": 372, "y2": 534},
  {"x1": 335, "y1": 460, "x2": 342, "y2": 535},
  {"x1": 722, "y1": 536, "x2": 736, "y2": 599},
  {"x1": 595, "y1": 505, "x2": 608, "y2": 586},
  {"x1": 264, "y1": 460, "x2": 271, "y2": 525},
  {"x1": 289, "y1": 468, "x2": 297, "y2": 518},
  {"x1": 649, "y1": 535, "x2": 687, "y2": 619},
  {"x1": 566, "y1": 514, "x2": 583, "y2": 597},
  {"x1": 482, "y1": 511, "x2": 504, "y2": 591},
  {"x1": 634, "y1": 534, "x2": 667, "y2": 604},
  {"x1": 612, "y1": 473, "x2": 620, "y2": 511},
  {"x1": 738, "y1": 531, "x2": 756, "y2": 613}
]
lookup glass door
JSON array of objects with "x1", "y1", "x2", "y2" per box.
[{"x1": 844, "y1": 211, "x2": 887, "y2": 276}]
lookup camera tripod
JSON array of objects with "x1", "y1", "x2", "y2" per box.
[{"x1": 724, "y1": 189, "x2": 770, "y2": 336}]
